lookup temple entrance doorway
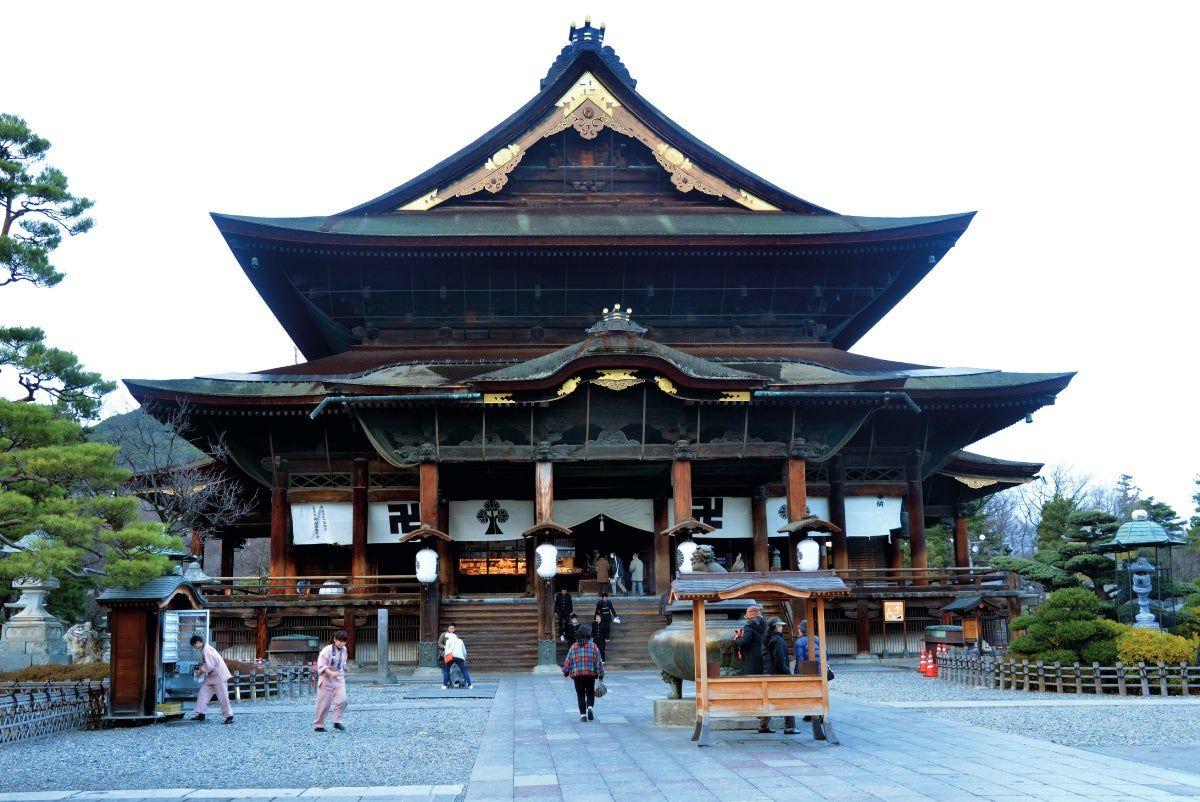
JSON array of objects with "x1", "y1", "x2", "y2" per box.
[{"x1": 569, "y1": 515, "x2": 656, "y2": 596}]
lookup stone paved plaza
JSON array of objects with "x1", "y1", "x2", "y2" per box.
[{"x1": 3, "y1": 668, "x2": 1200, "y2": 801}]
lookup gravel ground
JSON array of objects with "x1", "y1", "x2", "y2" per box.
[
  {"x1": 831, "y1": 665, "x2": 1200, "y2": 747},
  {"x1": 0, "y1": 684, "x2": 489, "y2": 792}
]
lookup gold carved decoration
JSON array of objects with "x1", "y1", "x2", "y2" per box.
[
  {"x1": 953, "y1": 476, "x2": 1000, "y2": 490},
  {"x1": 556, "y1": 376, "x2": 583, "y2": 398},
  {"x1": 483, "y1": 393, "x2": 516, "y2": 405},
  {"x1": 653, "y1": 376, "x2": 678, "y2": 396},
  {"x1": 392, "y1": 71, "x2": 779, "y2": 212},
  {"x1": 717, "y1": 391, "x2": 751, "y2": 403},
  {"x1": 591, "y1": 369, "x2": 643, "y2": 391}
]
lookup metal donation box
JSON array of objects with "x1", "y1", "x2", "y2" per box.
[
  {"x1": 97, "y1": 575, "x2": 206, "y2": 724},
  {"x1": 924, "y1": 624, "x2": 964, "y2": 653}
]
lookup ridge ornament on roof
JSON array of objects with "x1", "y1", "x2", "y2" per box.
[{"x1": 542, "y1": 18, "x2": 635, "y2": 89}]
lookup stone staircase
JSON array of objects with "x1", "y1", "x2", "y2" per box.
[
  {"x1": 439, "y1": 598, "x2": 539, "y2": 671},
  {"x1": 557, "y1": 596, "x2": 668, "y2": 671}
]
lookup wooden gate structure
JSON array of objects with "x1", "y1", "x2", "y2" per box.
[{"x1": 670, "y1": 571, "x2": 849, "y2": 746}]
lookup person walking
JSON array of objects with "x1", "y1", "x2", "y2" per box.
[
  {"x1": 591, "y1": 612, "x2": 611, "y2": 660},
  {"x1": 734, "y1": 604, "x2": 766, "y2": 676},
  {"x1": 313, "y1": 629, "x2": 349, "y2": 732},
  {"x1": 609, "y1": 552, "x2": 628, "y2": 595},
  {"x1": 595, "y1": 588, "x2": 618, "y2": 633},
  {"x1": 554, "y1": 588, "x2": 574, "y2": 641},
  {"x1": 594, "y1": 553, "x2": 611, "y2": 584},
  {"x1": 758, "y1": 618, "x2": 798, "y2": 735},
  {"x1": 628, "y1": 553, "x2": 644, "y2": 596},
  {"x1": 564, "y1": 613, "x2": 581, "y2": 643},
  {"x1": 441, "y1": 624, "x2": 474, "y2": 689},
  {"x1": 189, "y1": 635, "x2": 233, "y2": 724},
  {"x1": 562, "y1": 624, "x2": 605, "y2": 721},
  {"x1": 794, "y1": 619, "x2": 822, "y2": 666}
]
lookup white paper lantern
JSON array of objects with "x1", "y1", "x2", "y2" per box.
[
  {"x1": 535, "y1": 542, "x2": 559, "y2": 579},
  {"x1": 415, "y1": 547, "x2": 439, "y2": 584},
  {"x1": 797, "y1": 539, "x2": 820, "y2": 572},
  {"x1": 677, "y1": 540, "x2": 698, "y2": 573}
]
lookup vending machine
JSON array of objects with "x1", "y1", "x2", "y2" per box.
[{"x1": 161, "y1": 609, "x2": 211, "y2": 704}]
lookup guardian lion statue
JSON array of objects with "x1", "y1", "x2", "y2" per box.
[{"x1": 689, "y1": 544, "x2": 728, "y2": 573}]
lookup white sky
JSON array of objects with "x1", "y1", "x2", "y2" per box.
[{"x1": 4, "y1": 2, "x2": 1197, "y2": 516}]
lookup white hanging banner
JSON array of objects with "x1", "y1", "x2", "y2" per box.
[
  {"x1": 291, "y1": 503, "x2": 353, "y2": 546},
  {"x1": 449, "y1": 499, "x2": 534, "y2": 542},
  {"x1": 668, "y1": 496, "x2": 753, "y2": 538},
  {"x1": 556, "y1": 499, "x2": 654, "y2": 532},
  {"x1": 767, "y1": 495, "x2": 901, "y2": 537},
  {"x1": 367, "y1": 501, "x2": 423, "y2": 544}
]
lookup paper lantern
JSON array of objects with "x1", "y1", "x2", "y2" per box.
[
  {"x1": 797, "y1": 539, "x2": 820, "y2": 572},
  {"x1": 535, "y1": 543, "x2": 559, "y2": 579},
  {"x1": 415, "y1": 548, "x2": 439, "y2": 584},
  {"x1": 677, "y1": 540, "x2": 698, "y2": 573}
]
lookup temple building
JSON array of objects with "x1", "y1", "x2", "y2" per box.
[{"x1": 126, "y1": 22, "x2": 1072, "y2": 670}]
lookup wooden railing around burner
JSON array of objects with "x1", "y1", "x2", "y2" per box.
[
  {"x1": 201, "y1": 574, "x2": 420, "y2": 603},
  {"x1": 832, "y1": 567, "x2": 1017, "y2": 592}
]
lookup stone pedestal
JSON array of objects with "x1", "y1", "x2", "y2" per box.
[
  {"x1": 0, "y1": 577, "x2": 69, "y2": 672},
  {"x1": 653, "y1": 697, "x2": 759, "y2": 730},
  {"x1": 531, "y1": 639, "x2": 560, "y2": 674}
]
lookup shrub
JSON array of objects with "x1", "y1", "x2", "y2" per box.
[
  {"x1": 0, "y1": 662, "x2": 109, "y2": 682},
  {"x1": 1009, "y1": 587, "x2": 1119, "y2": 664},
  {"x1": 1116, "y1": 628, "x2": 1199, "y2": 666}
]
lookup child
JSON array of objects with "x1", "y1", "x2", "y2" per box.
[{"x1": 313, "y1": 629, "x2": 349, "y2": 732}]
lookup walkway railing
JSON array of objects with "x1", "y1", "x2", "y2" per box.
[
  {"x1": 938, "y1": 649, "x2": 1200, "y2": 695},
  {"x1": 225, "y1": 664, "x2": 318, "y2": 701},
  {"x1": 201, "y1": 574, "x2": 420, "y2": 603},
  {"x1": 833, "y1": 567, "x2": 1016, "y2": 592}
]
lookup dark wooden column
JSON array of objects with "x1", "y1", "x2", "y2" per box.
[
  {"x1": 344, "y1": 606, "x2": 357, "y2": 660},
  {"x1": 785, "y1": 456, "x2": 806, "y2": 571},
  {"x1": 885, "y1": 534, "x2": 903, "y2": 572},
  {"x1": 751, "y1": 488, "x2": 770, "y2": 572},
  {"x1": 855, "y1": 599, "x2": 871, "y2": 656},
  {"x1": 954, "y1": 508, "x2": 971, "y2": 568},
  {"x1": 255, "y1": 607, "x2": 268, "y2": 660},
  {"x1": 418, "y1": 460, "x2": 440, "y2": 656},
  {"x1": 905, "y1": 452, "x2": 928, "y2": 584},
  {"x1": 671, "y1": 451, "x2": 693, "y2": 574},
  {"x1": 351, "y1": 458, "x2": 369, "y2": 590},
  {"x1": 437, "y1": 499, "x2": 453, "y2": 597},
  {"x1": 219, "y1": 537, "x2": 236, "y2": 579},
  {"x1": 653, "y1": 497, "x2": 670, "y2": 588},
  {"x1": 828, "y1": 457, "x2": 849, "y2": 571},
  {"x1": 269, "y1": 459, "x2": 289, "y2": 586}
]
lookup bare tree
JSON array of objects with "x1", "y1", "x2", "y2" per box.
[{"x1": 96, "y1": 403, "x2": 258, "y2": 552}]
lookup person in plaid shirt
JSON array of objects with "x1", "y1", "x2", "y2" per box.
[{"x1": 562, "y1": 625, "x2": 605, "y2": 721}]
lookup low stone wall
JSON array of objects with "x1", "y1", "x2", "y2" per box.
[{"x1": 938, "y1": 649, "x2": 1200, "y2": 695}]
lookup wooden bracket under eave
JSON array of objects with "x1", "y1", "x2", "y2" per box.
[
  {"x1": 660, "y1": 517, "x2": 717, "y2": 537},
  {"x1": 397, "y1": 526, "x2": 452, "y2": 543},
  {"x1": 777, "y1": 515, "x2": 842, "y2": 535}
]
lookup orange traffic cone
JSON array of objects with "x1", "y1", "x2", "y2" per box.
[{"x1": 918, "y1": 649, "x2": 929, "y2": 676}]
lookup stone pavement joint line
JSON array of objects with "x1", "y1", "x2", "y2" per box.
[{"x1": 0, "y1": 787, "x2": 463, "y2": 801}]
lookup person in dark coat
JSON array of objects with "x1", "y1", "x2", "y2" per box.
[
  {"x1": 564, "y1": 613, "x2": 580, "y2": 643},
  {"x1": 554, "y1": 589, "x2": 574, "y2": 642},
  {"x1": 734, "y1": 604, "x2": 766, "y2": 675},
  {"x1": 592, "y1": 613, "x2": 611, "y2": 660},
  {"x1": 758, "y1": 617, "x2": 798, "y2": 735},
  {"x1": 594, "y1": 589, "x2": 618, "y2": 633}
]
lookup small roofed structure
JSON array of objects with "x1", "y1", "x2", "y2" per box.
[
  {"x1": 97, "y1": 575, "x2": 206, "y2": 724},
  {"x1": 669, "y1": 571, "x2": 848, "y2": 746}
]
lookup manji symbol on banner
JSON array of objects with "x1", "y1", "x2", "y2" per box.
[
  {"x1": 290, "y1": 502, "x2": 427, "y2": 545},
  {"x1": 385, "y1": 502, "x2": 421, "y2": 536}
]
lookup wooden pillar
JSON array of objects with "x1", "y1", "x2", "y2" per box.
[
  {"x1": 255, "y1": 607, "x2": 268, "y2": 660},
  {"x1": 269, "y1": 459, "x2": 289, "y2": 588},
  {"x1": 437, "y1": 500, "x2": 454, "y2": 597},
  {"x1": 751, "y1": 489, "x2": 770, "y2": 572},
  {"x1": 419, "y1": 462, "x2": 438, "y2": 528},
  {"x1": 906, "y1": 452, "x2": 928, "y2": 584},
  {"x1": 344, "y1": 606, "x2": 357, "y2": 660},
  {"x1": 653, "y1": 497, "x2": 670, "y2": 589},
  {"x1": 219, "y1": 537, "x2": 236, "y2": 579},
  {"x1": 534, "y1": 461, "x2": 554, "y2": 524},
  {"x1": 534, "y1": 461, "x2": 554, "y2": 639},
  {"x1": 672, "y1": 455, "x2": 692, "y2": 578},
  {"x1": 886, "y1": 534, "x2": 903, "y2": 571},
  {"x1": 785, "y1": 456, "x2": 806, "y2": 571},
  {"x1": 828, "y1": 457, "x2": 849, "y2": 571},
  {"x1": 855, "y1": 599, "x2": 871, "y2": 656},
  {"x1": 418, "y1": 460, "x2": 440, "y2": 656},
  {"x1": 351, "y1": 458, "x2": 369, "y2": 591},
  {"x1": 954, "y1": 509, "x2": 970, "y2": 568}
]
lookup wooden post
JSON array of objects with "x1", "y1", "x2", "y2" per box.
[
  {"x1": 954, "y1": 509, "x2": 970, "y2": 568},
  {"x1": 886, "y1": 534, "x2": 902, "y2": 572},
  {"x1": 855, "y1": 599, "x2": 871, "y2": 656},
  {"x1": 693, "y1": 600, "x2": 707, "y2": 714},
  {"x1": 672, "y1": 455, "x2": 693, "y2": 579},
  {"x1": 785, "y1": 456, "x2": 806, "y2": 571},
  {"x1": 344, "y1": 606, "x2": 356, "y2": 661},
  {"x1": 828, "y1": 457, "x2": 849, "y2": 571},
  {"x1": 534, "y1": 461, "x2": 554, "y2": 525},
  {"x1": 219, "y1": 537, "x2": 236, "y2": 589},
  {"x1": 418, "y1": 460, "x2": 440, "y2": 660},
  {"x1": 751, "y1": 489, "x2": 769, "y2": 572},
  {"x1": 906, "y1": 452, "x2": 928, "y2": 584},
  {"x1": 255, "y1": 608, "x2": 268, "y2": 661},
  {"x1": 653, "y1": 498, "x2": 670, "y2": 589},
  {"x1": 437, "y1": 499, "x2": 453, "y2": 597},
  {"x1": 351, "y1": 458, "x2": 369, "y2": 591},
  {"x1": 269, "y1": 460, "x2": 289, "y2": 586},
  {"x1": 534, "y1": 461, "x2": 554, "y2": 643},
  {"x1": 419, "y1": 462, "x2": 438, "y2": 528}
]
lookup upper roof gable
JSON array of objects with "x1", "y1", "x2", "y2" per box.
[{"x1": 341, "y1": 24, "x2": 831, "y2": 216}]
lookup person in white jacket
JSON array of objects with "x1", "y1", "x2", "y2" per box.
[{"x1": 440, "y1": 624, "x2": 474, "y2": 689}]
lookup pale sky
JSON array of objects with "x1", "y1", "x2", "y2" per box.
[{"x1": 4, "y1": 2, "x2": 1197, "y2": 516}]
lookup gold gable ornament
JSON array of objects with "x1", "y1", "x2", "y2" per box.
[
  {"x1": 717, "y1": 391, "x2": 751, "y2": 403},
  {"x1": 653, "y1": 376, "x2": 678, "y2": 396},
  {"x1": 556, "y1": 376, "x2": 583, "y2": 398},
  {"x1": 483, "y1": 393, "x2": 516, "y2": 406},
  {"x1": 591, "y1": 369, "x2": 643, "y2": 392}
]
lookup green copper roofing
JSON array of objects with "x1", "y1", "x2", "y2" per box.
[
  {"x1": 97, "y1": 574, "x2": 200, "y2": 603},
  {"x1": 213, "y1": 211, "x2": 973, "y2": 240},
  {"x1": 902, "y1": 371, "x2": 1075, "y2": 391},
  {"x1": 1097, "y1": 518, "x2": 1186, "y2": 552}
]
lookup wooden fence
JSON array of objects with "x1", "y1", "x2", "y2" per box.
[
  {"x1": 0, "y1": 665, "x2": 317, "y2": 745},
  {"x1": 938, "y1": 649, "x2": 1200, "y2": 695},
  {"x1": 0, "y1": 681, "x2": 107, "y2": 745}
]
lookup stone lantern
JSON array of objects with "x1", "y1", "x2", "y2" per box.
[{"x1": 0, "y1": 576, "x2": 70, "y2": 671}]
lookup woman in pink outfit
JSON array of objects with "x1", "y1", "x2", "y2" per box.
[
  {"x1": 189, "y1": 635, "x2": 233, "y2": 724},
  {"x1": 313, "y1": 629, "x2": 349, "y2": 732}
]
